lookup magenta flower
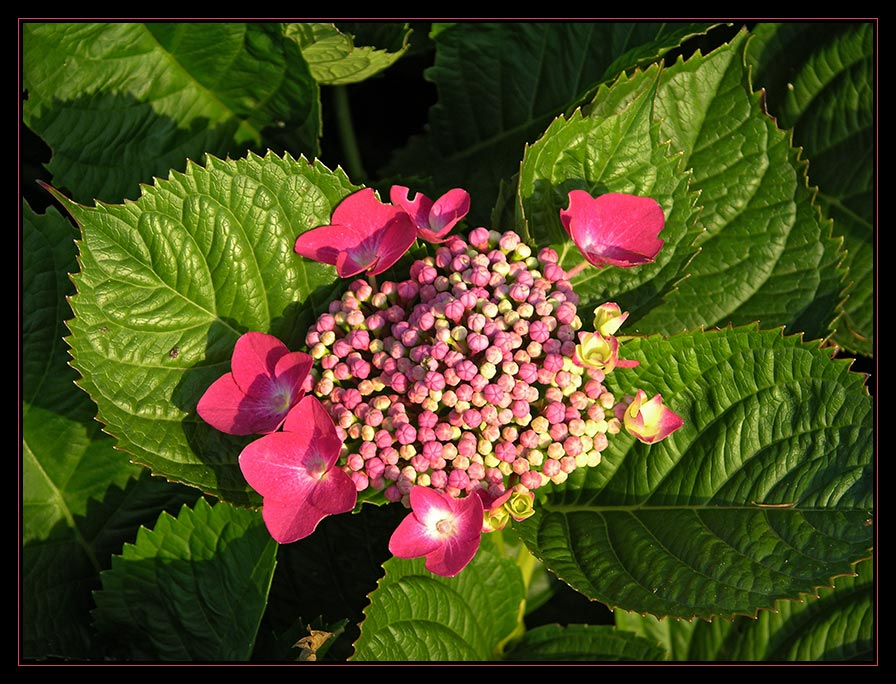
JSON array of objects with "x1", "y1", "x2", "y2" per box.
[
  {"x1": 623, "y1": 389, "x2": 684, "y2": 444},
  {"x1": 560, "y1": 190, "x2": 666, "y2": 269},
  {"x1": 197, "y1": 332, "x2": 313, "y2": 435},
  {"x1": 239, "y1": 395, "x2": 357, "y2": 543},
  {"x1": 390, "y1": 185, "x2": 471, "y2": 244},
  {"x1": 389, "y1": 486, "x2": 484, "y2": 577},
  {"x1": 294, "y1": 188, "x2": 417, "y2": 277}
]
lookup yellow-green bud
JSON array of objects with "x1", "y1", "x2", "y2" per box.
[{"x1": 505, "y1": 491, "x2": 536, "y2": 521}]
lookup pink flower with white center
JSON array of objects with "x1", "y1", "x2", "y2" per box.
[
  {"x1": 238, "y1": 395, "x2": 357, "y2": 543},
  {"x1": 294, "y1": 188, "x2": 417, "y2": 277},
  {"x1": 389, "y1": 486, "x2": 484, "y2": 577},
  {"x1": 390, "y1": 185, "x2": 471, "y2": 244},
  {"x1": 197, "y1": 332, "x2": 313, "y2": 435},
  {"x1": 560, "y1": 190, "x2": 666, "y2": 269},
  {"x1": 623, "y1": 389, "x2": 684, "y2": 444}
]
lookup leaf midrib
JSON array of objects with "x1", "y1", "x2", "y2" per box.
[
  {"x1": 21, "y1": 431, "x2": 101, "y2": 573},
  {"x1": 140, "y1": 23, "x2": 264, "y2": 143}
]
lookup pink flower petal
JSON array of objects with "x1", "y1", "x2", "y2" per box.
[
  {"x1": 390, "y1": 185, "x2": 470, "y2": 243},
  {"x1": 239, "y1": 431, "x2": 321, "y2": 503},
  {"x1": 429, "y1": 188, "x2": 471, "y2": 233},
  {"x1": 332, "y1": 188, "x2": 401, "y2": 236},
  {"x1": 273, "y1": 350, "x2": 313, "y2": 400},
  {"x1": 423, "y1": 533, "x2": 481, "y2": 577},
  {"x1": 390, "y1": 185, "x2": 434, "y2": 230},
  {"x1": 560, "y1": 191, "x2": 665, "y2": 269},
  {"x1": 197, "y1": 372, "x2": 280, "y2": 435},
  {"x1": 364, "y1": 216, "x2": 418, "y2": 275},
  {"x1": 389, "y1": 511, "x2": 443, "y2": 558},
  {"x1": 260, "y1": 497, "x2": 334, "y2": 544},
  {"x1": 334, "y1": 242, "x2": 379, "y2": 278},
  {"x1": 283, "y1": 395, "x2": 343, "y2": 469},
  {"x1": 294, "y1": 224, "x2": 365, "y2": 268},
  {"x1": 231, "y1": 332, "x2": 289, "y2": 394},
  {"x1": 307, "y1": 468, "x2": 362, "y2": 516}
]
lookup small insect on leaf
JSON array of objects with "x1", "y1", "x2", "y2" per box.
[{"x1": 295, "y1": 628, "x2": 333, "y2": 661}]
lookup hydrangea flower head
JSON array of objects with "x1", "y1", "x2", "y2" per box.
[
  {"x1": 197, "y1": 332, "x2": 313, "y2": 435},
  {"x1": 239, "y1": 395, "x2": 357, "y2": 543},
  {"x1": 560, "y1": 190, "x2": 666, "y2": 269},
  {"x1": 294, "y1": 188, "x2": 417, "y2": 277},
  {"x1": 389, "y1": 485, "x2": 484, "y2": 577},
  {"x1": 623, "y1": 389, "x2": 684, "y2": 444},
  {"x1": 199, "y1": 186, "x2": 684, "y2": 577},
  {"x1": 390, "y1": 185, "x2": 471, "y2": 243}
]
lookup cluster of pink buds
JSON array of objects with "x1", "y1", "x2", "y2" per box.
[
  {"x1": 196, "y1": 185, "x2": 683, "y2": 577},
  {"x1": 306, "y1": 228, "x2": 626, "y2": 505}
]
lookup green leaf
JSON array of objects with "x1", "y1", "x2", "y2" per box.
[
  {"x1": 286, "y1": 22, "x2": 411, "y2": 85},
  {"x1": 505, "y1": 623, "x2": 666, "y2": 661},
  {"x1": 22, "y1": 401, "x2": 135, "y2": 660},
  {"x1": 92, "y1": 498, "x2": 278, "y2": 661},
  {"x1": 515, "y1": 326, "x2": 872, "y2": 620},
  {"x1": 23, "y1": 465, "x2": 200, "y2": 660},
  {"x1": 257, "y1": 503, "x2": 408, "y2": 662},
  {"x1": 615, "y1": 556, "x2": 873, "y2": 661},
  {"x1": 387, "y1": 22, "x2": 717, "y2": 222},
  {"x1": 22, "y1": 202, "x2": 201, "y2": 659},
  {"x1": 23, "y1": 22, "x2": 320, "y2": 204},
  {"x1": 517, "y1": 66, "x2": 702, "y2": 328},
  {"x1": 352, "y1": 542, "x2": 526, "y2": 661},
  {"x1": 23, "y1": 202, "x2": 93, "y2": 420},
  {"x1": 59, "y1": 151, "x2": 359, "y2": 503},
  {"x1": 631, "y1": 31, "x2": 846, "y2": 341},
  {"x1": 747, "y1": 22, "x2": 873, "y2": 356}
]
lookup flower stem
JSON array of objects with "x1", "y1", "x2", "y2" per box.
[
  {"x1": 493, "y1": 532, "x2": 539, "y2": 658},
  {"x1": 566, "y1": 260, "x2": 590, "y2": 279},
  {"x1": 332, "y1": 85, "x2": 367, "y2": 183}
]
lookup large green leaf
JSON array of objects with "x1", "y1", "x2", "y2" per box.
[
  {"x1": 519, "y1": 31, "x2": 845, "y2": 341},
  {"x1": 22, "y1": 202, "x2": 93, "y2": 420},
  {"x1": 352, "y1": 542, "x2": 525, "y2": 661},
  {"x1": 287, "y1": 22, "x2": 411, "y2": 85},
  {"x1": 504, "y1": 623, "x2": 666, "y2": 661},
  {"x1": 22, "y1": 396, "x2": 135, "y2": 660},
  {"x1": 515, "y1": 326, "x2": 872, "y2": 620},
  {"x1": 92, "y1": 498, "x2": 277, "y2": 661},
  {"x1": 23, "y1": 22, "x2": 320, "y2": 204},
  {"x1": 22, "y1": 203, "x2": 200, "y2": 659},
  {"x1": 23, "y1": 461, "x2": 200, "y2": 660},
  {"x1": 616, "y1": 556, "x2": 873, "y2": 661},
  {"x1": 59, "y1": 151, "x2": 358, "y2": 503},
  {"x1": 747, "y1": 22, "x2": 873, "y2": 356},
  {"x1": 386, "y1": 22, "x2": 717, "y2": 222},
  {"x1": 516, "y1": 66, "x2": 702, "y2": 328},
  {"x1": 631, "y1": 31, "x2": 846, "y2": 340}
]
